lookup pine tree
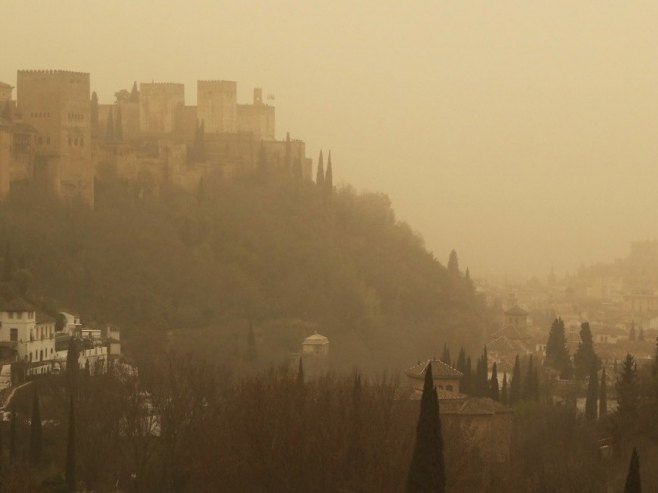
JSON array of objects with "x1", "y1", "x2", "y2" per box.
[
  {"x1": 617, "y1": 353, "x2": 639, "y2": 424},
  {"x1": 441, "y1": 344, "x2": 451, "y2": 366},
  {"x1": 130, "y1": 81, "x2": 139, "y2": 102},
  {"x1": 489, "y1": 362, "x2": 500, "y2": 401},
  {"x1": 106, "y1": 108, "x2": 114, "y2": 141},
  {"x1": 316, "y1": 151, "x2": 325, "y2": 187},
  {"x1": 406, "y1": 363, "x2": 446, "y2": 493},
  {"x1": 585, "y1": 368, "x2": 598, "y2": 421},
  {"x1": 510, "y1": 355, "x2": 521, "y2": 406},
  {"x1": 325, "y1": 151, "x2": 333, "y2": 195},
  {"x1": 9, "y1": 404, "x2": 16, "y2": 464},
  {"x1": 624, "y1": 448, "x2": 641, "y2": 493},
  {"x1": 115, "y1": 104, "x2": 123, "y2": 141},
  {"x1": 501, "y1": 373, "x2": 508, "y2": 406},
  {"x1": 65, "y1": 394, "x2": 76, "y2": 492},
  {"x1": 447, "y1": 250, "x2": 459, "y2": 275},
  {"x1": 545, "y1": 318, "x2": 572, "y2": 378},
  {"x1": 574, "y1": 322, "x2": 600, "y2": 380},
  {"x1": 599, "y1": 368, "x2": 607, "y2": 417},
  {"x1": 29, "y1": 386, "x2": 42, "y2": 466}
]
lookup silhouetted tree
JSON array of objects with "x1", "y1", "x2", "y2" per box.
[
  {"x1": 624, "y1": 448, "x2": 641, "y2": 493},
  {"x1": 489, "y1": 362, "x2": 500, "y2": 401},
  {"x1": 9, "y1": 404, "x2": 15, "y2": 464},
  {"x1": 629, "y1": 321, "x2": 636, "y2": 342},
  {"x1": 130, "y1": 81, "x2": 139, "y2": 102},
  {"x1": 441, "y1": 344, "x2": 451, "y2": 366},
  {"x1": 90, "y1": 92, "x2": 99, "y2": 129},
  {"x1": 455, "y1": 347, "x2": 466, "y2": 373},
  {"x1": 65, "y1": 394, "x2": 76, "y2": 493},
  {"x1": 447, "y1": 250, "x2": 459, "y2": 275},
  {"x1": 501, "y1": 373, "x2": 508, "y2": 406},
  {"x1": 585, "y1": 368, "x2": 598, "y2": 421},
  {"x1": 406, "y1": 363, "x2": 446, "y2": 493},
  {"x1": 316, "y1": 151, "x2": 325, "y2": 187},
  {"x1": 523, "y1": 356, "x2": 536, "y2": 401},
  {"x1": 545, "y1": 318, "x2": 571, "y2": 378},
  {"x1": 617, "y1": 353, "x2": 639, "y2": 424},
  {"x1": 66, "y1": 337, "x2": 79, "y2": 396},
  {"x1": 463, "y1": 356, "x2": 473, "y2": 395},
  {"x1": 325, "y1": 151, "x2": 333, "y2": 195},
  {"x1": 599, "y1": 368, "x2": 607, "y2": 417},
  {"x1": 510, "y1": 354, "x2": 521, "y2": 406},
  {"x1": 29, "y1": 386, "x2": 42, "y2": 466},
  {"x1": 574, "y1": 322, "x2": 599, "y2": 380},
  {"x1": 638, "y1": 327, "x2": 645, "y2": 342},
  {"x1": 297, "y1": 357, "x2": 304, "y2": 388}
]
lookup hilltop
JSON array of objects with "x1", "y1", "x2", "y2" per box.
[{"x1": 0, "y1": 173, "x2": 491, "y2": 369}]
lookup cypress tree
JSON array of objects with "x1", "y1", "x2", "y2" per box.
[
  {"x1": 115, "y1": 104, "x2": 123, "y2": 141},
  {"x1": 130, "y1": 81, "x2": 139, "y2": 102},
  {"x1": 523, "y1": 356, "x2": 534, "y2": 401},
  {"x1": 65, "y1": 394, "x2": 76, "y2": 492},
  {"x1": 66, "y1": 337, "x2": 79, "y2": 397},
  {"x1": 29, "y1": 386, "x2": 42, "y2": 466},
  {"x1": 316, "y1": 151, "x2": 325, "y2": 187},
  {"x1": 106, "y1": 108, "x2": 114, "y2": 141},
  {"x1": 346, "y1": 372, "x2": 363, "y2": 480},
  {"x1": 617, "y1": 353, "x2": 639, "y2": 424},
  {"x1": 510, "y1": 355, "x2": 521, "y2": 406},
  {"x1": 624, "y1": 448, "x2": 641, "y2": 493},
  {"x1": 406, "y1": 363, "x2": 446, "y2": 493},
  {"x1": 325, "y1": 151, "x2": 333, "y2": 194},
  {"x1": 585, "y1": 368, "x2": 598, "y2": 421},
  {"x1": 545, "y1": 318, "x2": 571, "y2": 378},
  {"x1": 9, "y1": 404, "x2": 15, "y2": 464},
  {"x1": 501, "y1": 373, "x2": 508, "y2": 406},
  {"x1": 456, "y1": 347, "x2": 466, "y2": 373},
  {"x1": 599, "y1": 368, "x2": 607, "y2": 417},
  {"x1": 574, "y1": 322, "x2": 599, "y2": 380},
  {"x1": 90, "y1": 91, "x2": 99, "y2": 129},
  {"x1": 447, "y1": 250, "x2": 459, "y2": 275},
  {"x1": 297, "y1": 356, "x2": 304, "y2": 388},
  {"x1": 463, "y1": 356, "x2": 472, "y2": 395},
  {"x1": 629, "y1": 321, "x2": 636, "y2": 342},
  {"x1": 441, "y1": 344, "x2": 451, "y2": 366},
  {"x1": 489, "y1": 362, "x2": 500, "y2": 401}
]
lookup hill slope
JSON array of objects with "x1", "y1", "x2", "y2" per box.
[{"x1": 0, "y1": 173, "x2": 491, "y2": 368}]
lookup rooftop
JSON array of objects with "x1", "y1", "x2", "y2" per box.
[
  {"x1": 505, "y1": 305, "x2": 528, "y2": 316},
  {"x1": 303, "y1": 333, "x2": 329, "y2": 345},
  {"x1": 405, "y1": 359, "x2": 463, "y2": 380},
  {"x1": 2, "y1": 298, "x2": 36, "y2": 313}
]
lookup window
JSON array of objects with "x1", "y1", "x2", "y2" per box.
[
  {"x1": 10, "y1": 328, "x2": 17, "y2": 342},
  {"x1": 39, "y1": 350, "x2": 43, "y2": 361}
]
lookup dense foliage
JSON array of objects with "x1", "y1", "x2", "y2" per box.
[{"x1": 0, "y1": 174, "x2": 489, "y2": 369}]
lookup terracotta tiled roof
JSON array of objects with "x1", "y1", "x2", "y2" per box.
[{"x1": 405, "y1": 359, "x2": 463, "y2": 380}]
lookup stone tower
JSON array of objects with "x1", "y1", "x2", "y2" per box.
[
  {"x1": 16, "y1": 70, "x2": 93, "y2": 206},
  {"x1": 139, "y1": 83, "x2": 184, "y2": 135},
  {"x1": 197, "y1": 80, "x2": 237, "y2": 134}
]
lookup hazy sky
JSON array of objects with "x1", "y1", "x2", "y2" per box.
[{"x1": 4, "y1": 1, "x2": 658, "y2": 279}]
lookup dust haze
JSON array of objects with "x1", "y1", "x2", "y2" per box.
[{"x1": 5, "y1": 1, "x2": 657, "y2": 279}]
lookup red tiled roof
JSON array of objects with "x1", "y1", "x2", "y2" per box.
[{"x1": 405, "y1": 359, "x2": 463, "y2": 379}]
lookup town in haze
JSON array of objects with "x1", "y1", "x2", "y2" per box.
[{"x1": 2, "y1": 2, "x2": 658, "y2": 493}]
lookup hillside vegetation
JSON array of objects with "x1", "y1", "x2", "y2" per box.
[{"x1": 0, "y1": 172, "x2": 491, "y2": 369}]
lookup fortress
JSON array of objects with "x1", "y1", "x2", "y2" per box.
[{"x1": 0, "y1": 70, "x2": 314, "y2": 206}]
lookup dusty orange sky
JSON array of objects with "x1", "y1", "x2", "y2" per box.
[{"x1": 4, "y1": 1, "x2": 658, "y2": 279}]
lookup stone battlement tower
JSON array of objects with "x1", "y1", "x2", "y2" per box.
[
  {"x1": 139, "y1": 83, "x2": 184, "y2": 135},
  {"x1": 16, "y1": 70, "x2": 93, "y2": 205},
  {"x1": 197, "y1": 80, "x2": 237, "y2": 133}
]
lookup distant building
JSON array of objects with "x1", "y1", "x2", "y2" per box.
[
  {"x1": 302, "y1": 333, "x2": 329, "y2": 357},
  {"x1": 405, "y1": 358, "x2": 463, "y2": 393}
]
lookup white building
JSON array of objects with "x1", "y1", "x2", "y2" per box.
[{"x1": 0, "y1": 299, "x2": 56, "y2": 374}]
